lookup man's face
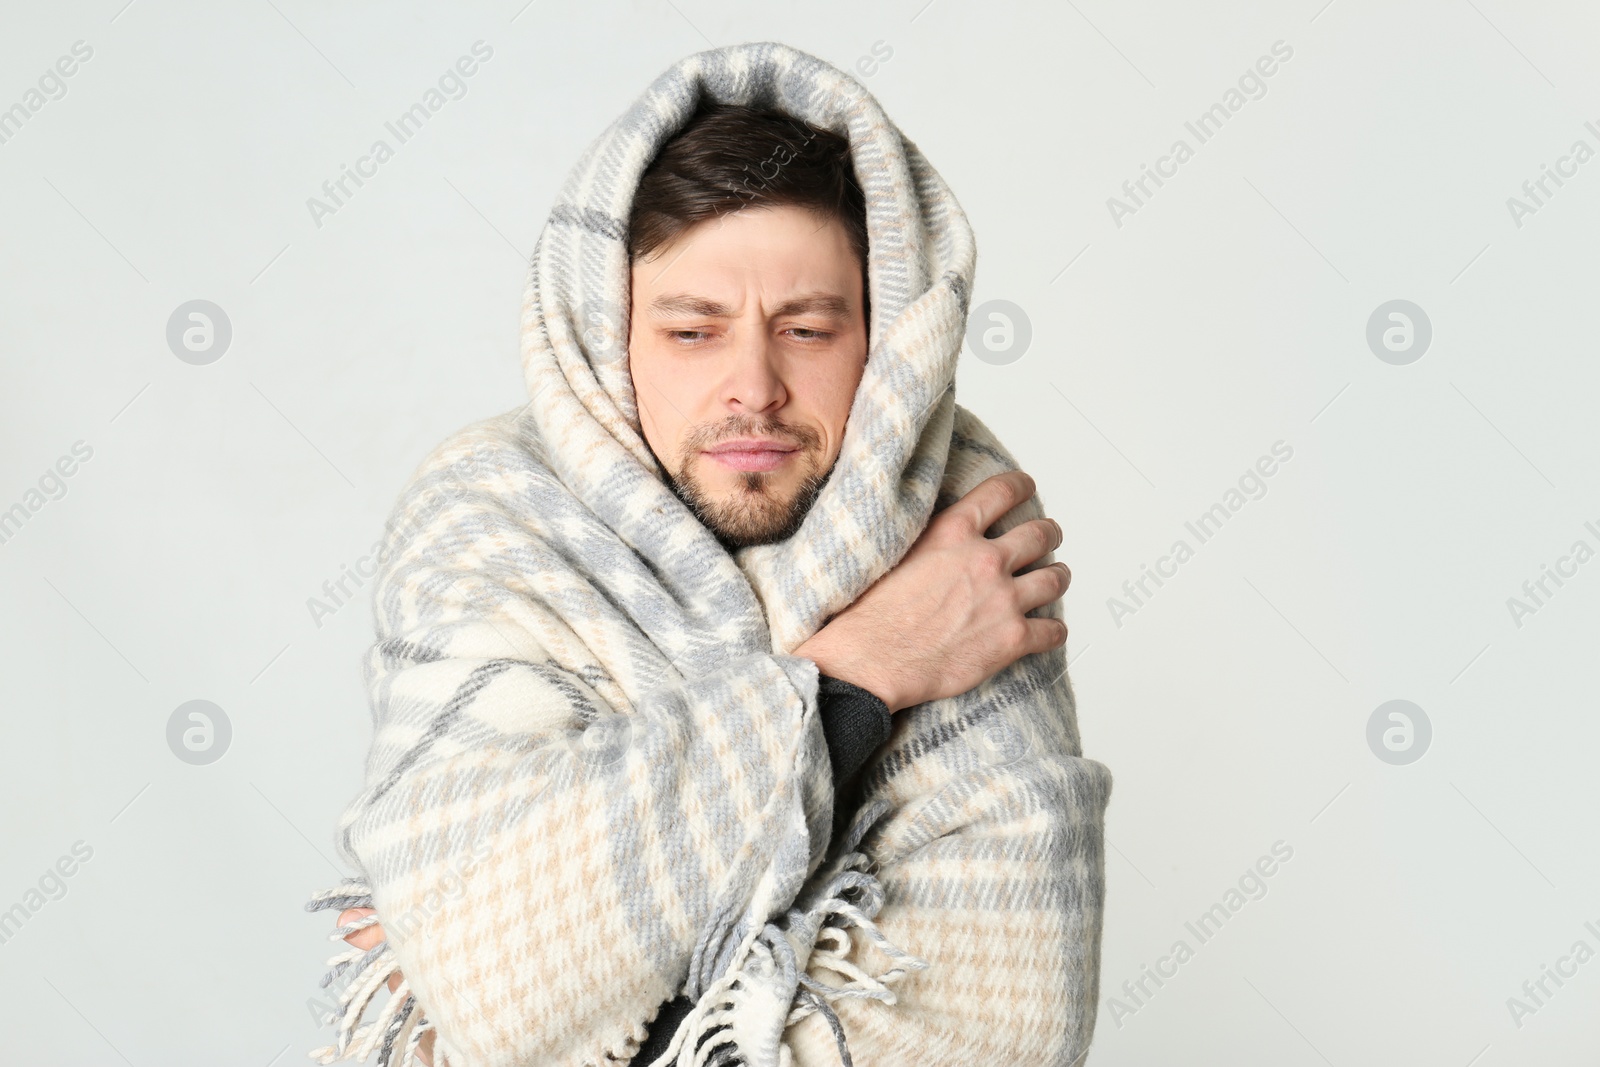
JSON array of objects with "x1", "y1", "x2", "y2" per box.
[{"x1": 627, "y1": 203, "x2": 868, "y2": 549}]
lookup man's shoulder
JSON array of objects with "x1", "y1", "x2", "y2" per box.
[
  {"x1": 403, "y1": 403, "x2": 553, "y2": 486},
  {"x1": 938, "y1": 402, "x2": 1025, "y2": 510},
  {"x1": 368, "y1": 404, "x2": 568, "y2": 571}
]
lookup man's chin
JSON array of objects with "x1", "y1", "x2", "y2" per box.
[
  {"x1": 672, "y1": 457, "x2": 832, "y2": 550},
  {"x1": 699, "y1": 487, "x2": 808, "y2": 549}
]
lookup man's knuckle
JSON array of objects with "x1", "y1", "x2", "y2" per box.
[{"x1": 973, "y1": 544, "x2": 1006, "y2": 577}]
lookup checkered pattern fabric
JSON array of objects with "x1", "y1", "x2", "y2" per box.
[{"x1": 304, "y1": 40, "x2": 1112, "y2": 1067}]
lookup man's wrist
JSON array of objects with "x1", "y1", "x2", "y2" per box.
[{"x1": 794, "y1": 629, "x2": 904, "y2": 713}]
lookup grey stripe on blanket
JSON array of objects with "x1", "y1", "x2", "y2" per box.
[{"x1": 304, "y1": 39, "x2": 1112, "y2": 1067}]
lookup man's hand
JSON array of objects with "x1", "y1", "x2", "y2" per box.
[
  {"x1": 794, "y1": 470, "x2": 1069, "y2": 713},
  {"x1": 335, "y1": 908, "x2": 435, "y2": 1065}
]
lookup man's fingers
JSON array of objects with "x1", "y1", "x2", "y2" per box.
[
  {"x1": 995, "y1": 516, "x2": 1060, "y2": 574},
  {"x1": 946, "y1": 471, "x2": 1035, "y2": 537},
  {"x1": 337, "y1": 907, "x2": 384, "y2": 951},
  {"x1": 1023, "y1": 616, "x2": 1069, "y2": 656},
  {"x1": 1015, "y1": 561, "x2": 1071, "y2": 614},
  {"x1": 337, "y1": 907, "x2": 403, "y2": 994}
]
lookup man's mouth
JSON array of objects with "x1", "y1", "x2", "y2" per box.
[{"x1": 703, "y1": 437, "x2": 800, "y2": 473}]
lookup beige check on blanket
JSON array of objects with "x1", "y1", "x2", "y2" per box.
[{"x1": 304, "y1": 39, "x2": 1113, "y2": 1067}]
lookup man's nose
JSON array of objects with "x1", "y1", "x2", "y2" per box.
[{"x1": 722, "y1": 322, "x2": 786, "y2": 413}]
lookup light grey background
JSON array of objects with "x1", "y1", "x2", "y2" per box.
[{"x1": 2, "y1": 1, "x2": 1595, "y2": 1063}]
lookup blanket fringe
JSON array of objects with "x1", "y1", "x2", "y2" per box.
[
  {"x1": 784, "y1": 854, "x2": 931, "y2": 1025},
  {"x1": 305, "y1": 878, "x2": 437, "y2": 1067},
  {"x1": 304, "y1": 853, "x2": 925, "y2": 1067},
  {"x1": 647, "y1": 920, "x2": 763, "y2": 1067},
  {"x1": 645, "y1": 853, "x2": 929, "y2": 1067}
]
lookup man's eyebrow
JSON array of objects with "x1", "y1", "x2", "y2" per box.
[
  {"x1": 772, "y1": 294, "x2": 852, "y2": 319},
  {"x1": 646, "y1": 293, "x2": 853, "y2": 319},
  {"x1": 647, "y1": 294, "x2": 730, "y2": 318}
]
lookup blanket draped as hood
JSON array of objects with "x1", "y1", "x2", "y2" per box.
[{"x1": 305, "y1": 40, "x2": 1113, "y2": 1067}]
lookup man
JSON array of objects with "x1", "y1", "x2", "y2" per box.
[{"x1": 311, "y1": 43, "x2": 1110, "y2": 1067}]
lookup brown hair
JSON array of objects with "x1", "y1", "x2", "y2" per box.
[{"x1": 628, "y1": 101, "x2": 868, "y2": 283}]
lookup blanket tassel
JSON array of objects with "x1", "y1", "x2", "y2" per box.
[
  {"x1": 647, "y1": 852, "x2": 930, "y2": 1067},
  {"x1": 305, "y1": 878, "x2": 436, "y2": 1067}
]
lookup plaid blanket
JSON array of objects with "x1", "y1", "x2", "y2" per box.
[{"x1": 304, "y1": 40, "x2": 1113, "y2": 1067}]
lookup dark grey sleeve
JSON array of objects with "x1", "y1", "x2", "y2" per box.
[{"x1": 816, "y1": 672, "x2": 893, "y2": 787}]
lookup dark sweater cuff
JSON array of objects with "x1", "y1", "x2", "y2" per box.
[
  {"x1": 634, "y1": 992, "x2": 693, "y2": 1064},
  {"x1": 816, "y1": 672, "x2": 892, "y2": 787}
]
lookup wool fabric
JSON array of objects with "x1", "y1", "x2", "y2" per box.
[{"x1": 304, "y1": 39, "x2": 1113, "y2": 1067}]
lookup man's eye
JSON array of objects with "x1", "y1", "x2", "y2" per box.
[
  {"x1": 787, "y1": 328, "x2": 832, "y2": 342},
  {"x1": 668, "y1": 329, "x2": 709, "y2": 343}
]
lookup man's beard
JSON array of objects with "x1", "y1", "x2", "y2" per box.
[{"x1": 664, "y1": 415, "x2": 833, "y2": 550}]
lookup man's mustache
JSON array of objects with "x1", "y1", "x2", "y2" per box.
[{"x1": 683, "y1": 418, "x2": 821, "y2": 453}]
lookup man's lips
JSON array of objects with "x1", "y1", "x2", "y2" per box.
[{"x1": 702, "y1": 438, "x2": 800, "y2": 473}]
